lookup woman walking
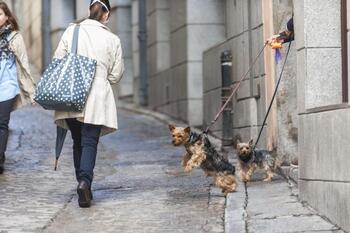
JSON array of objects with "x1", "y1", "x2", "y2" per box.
[
  {"x1": 53, "y1": 0, "x2": 124, "y2": 208},
  {"x1": 0, "y1": 1, "x2": 36, "y2": 174}
]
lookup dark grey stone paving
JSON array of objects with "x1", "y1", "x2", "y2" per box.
[
  {"x1": 0, "y1": 107, "x2": 224, "y2": 233},
  {"x1": 0, "y1": 106, "x2": 344, "y2": 233}
]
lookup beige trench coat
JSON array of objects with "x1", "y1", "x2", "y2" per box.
[
  {"x1": 7, "y1": 32, "x2": 36, "y2": 110},
  {"x1": 53, "y1": 19, "x2": 124, "y2": 136}
]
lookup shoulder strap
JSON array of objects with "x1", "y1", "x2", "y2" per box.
[{"x1": 71, "y1": 24, "x2": 80, "y2": 54}]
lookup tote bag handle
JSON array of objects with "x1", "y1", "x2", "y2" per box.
[{"x1": 71, "y1": 24, "x2": 80, "y2": 54}]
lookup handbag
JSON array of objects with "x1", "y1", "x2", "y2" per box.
[{"x1": 34, "y1": 24, "x2": 97, "y2": 112}]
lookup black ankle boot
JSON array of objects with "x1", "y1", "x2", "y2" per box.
[
  {"x1": 0, "y1": 153, "x2": 5, "y2": 174},
  {"x1": 77, "y1": 180, "x2": 91, "y2": 208},
  {"x1": 0, "y1": 130, "x2": 9, "y2": 174}
]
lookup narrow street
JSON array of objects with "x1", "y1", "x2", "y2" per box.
[
  {"x1": 0, "y1": 106, "x2": 224, "y2": 233},
  {"x1": 0, "y1": 106, "x2": 344, "y2": 233},
  {"x1": 2, "y1": 0, "x2": 349, "y2": 231}
]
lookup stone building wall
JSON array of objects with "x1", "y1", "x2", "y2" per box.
[
  {"x1": 8, "y1": 0, "x2": 42, "y2": 74},
  {"x1": 141, "y1": 0, "x2": 225, "y2": 126},
  {"x1": 295, "y1": 0, "x2": 350, "y2": 231}
]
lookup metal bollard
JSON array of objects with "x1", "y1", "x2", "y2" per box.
[
  {"x1": 221, "y1": 50, "x2": 233, "y2": 146},
  {"x1": 138, "y1": 0, "x2": 148, "y2": 106}
]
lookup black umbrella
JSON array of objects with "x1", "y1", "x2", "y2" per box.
[{"x1": 55, "y1": 126, "x2": 68, "y2": 170}]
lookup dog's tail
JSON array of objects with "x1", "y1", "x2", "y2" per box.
[
  {"x1": 270, "y1": 146, "x2": 284, "y2": 171},
  {"x1": 275, "y1": 166, "x2": 289, "y2": 181},
  {"x1": 273, "y1": 153, "x2": 292, "y2": 182},
  {"x1": 274, "y1": 155, "x2": 284, "y2": 171}
]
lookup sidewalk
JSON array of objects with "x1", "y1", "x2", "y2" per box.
[
  {"x1": 226, "y1": 176, "x2": 344, "y2": 232},
  {"x1": 119, "y1": 101, "x2": 345, "y2": 233}
]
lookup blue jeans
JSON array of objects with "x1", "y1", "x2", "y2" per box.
[{"x1": 66, "y1": 118, "x2": 102, "y2": 187}]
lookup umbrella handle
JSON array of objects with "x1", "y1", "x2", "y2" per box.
[{"x1": 54, "y1": 159, "x2": 58, "y2": 171}]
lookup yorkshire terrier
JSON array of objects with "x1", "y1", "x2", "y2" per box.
[
  {"x1": 236, "y1": 139, "x2": 277, "y2": 182},
  {"x1": 169, "y1": 125, "x2": 236, "y2": 195}
]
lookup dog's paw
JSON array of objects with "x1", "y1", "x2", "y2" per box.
[
  {"x1": 240, "y1": 178, "x2": 247, "y2": 183},
  {"x1": 263, "y1": 177, "x2": 272, "y2": 182},
  {"x1": 239, "y1": 175, "x2": 248, "y2": 183},
  {"x1": 223, "y1": 188, "x2": 237, "y2": 196},
  {"x1": 184, "y1": 165, "x2": 193, "y2": 173}
]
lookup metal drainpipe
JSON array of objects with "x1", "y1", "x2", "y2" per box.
[
  {"x1": 221, "y1": 50, "x2": 233, "y2": 146},
  {"x1": 138, "y1": 0, "x2": 148, "y2": 106},
  {"x1": 11, "y1": 0, "x2": 15, "y2": 13},
  {"x1": 248, "y1": 0, "x2": 254, "y2": 97},
  {"x1": 42, "y1": 0, "x2": 51, "y2": 71}
]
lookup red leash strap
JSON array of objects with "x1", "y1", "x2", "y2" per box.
[{"x1": 204, "y1": 42, "x2": 268, "y2": 134}]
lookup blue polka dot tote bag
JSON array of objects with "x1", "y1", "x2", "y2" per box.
[{"x1": 34, "y1": 24, "x2": 97, "y2": 112}]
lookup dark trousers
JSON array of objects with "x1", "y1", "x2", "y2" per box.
[
  {"x1": 66, "y1": 118, "x2": 102, "y2": 187},
  {"x1": 0, "y1": 97, "x2": 16, "y2": 162}
]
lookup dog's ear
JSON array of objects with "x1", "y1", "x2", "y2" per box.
[
  {"x1": 249, "y1": 139, "x2": 254, "y2": 146},
  {"x1": 235, "y1": 139, "x2": 240, "y2": 149},
  {"x1": 184, "y1": 126, "x2": 191, "y2": 134},
  {"x1": 168, "y1": 124, "x2": 175, "y2": 131}
]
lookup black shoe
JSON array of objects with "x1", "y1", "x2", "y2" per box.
[
  {"x1": 89, "y1": 188, "x2": 93, "y2": 200},
  {"x1": 0, "y1": 153, "x2": 5, "y2": 174},
  {"x1": 77, "y1": 180, "x2": 91, "y2": 208},
  {"x1": 0, "y1": 129, "x2": 9, "y2": 175}
]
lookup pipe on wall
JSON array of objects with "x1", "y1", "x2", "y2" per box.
[
  {"x1": 42, "y1": 0, "x2": 51, "y2": 71},
  {"x1": 138, "y1": 0, "x2": 148, "y2": 106}
]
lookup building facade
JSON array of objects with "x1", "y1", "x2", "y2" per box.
[
  {"x1": 5, "y1": 0, "x2": 42, "y2": 78},
  {"x1": 296, "y1": 0, "x2": 350, "y2": 231},
  {"x1": 5, "y1": 0, "x2": 350, "y2": 231},
  {"x1": 139, "y1": 0, "x2": 298, "y2": 159},
  {"x1": 7, "y1": 0, "x2": 133, "y2": 97}
]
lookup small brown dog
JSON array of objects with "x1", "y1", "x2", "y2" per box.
[
  {"x1": 236, "y1": 139, "x2": 277, "y2": 182},
  {"x1": 168, "y1": 125, "x2": 207, "y2": 172},
  {"x1": 169, "y1": 124, "x2": 236, "y2": 195}
]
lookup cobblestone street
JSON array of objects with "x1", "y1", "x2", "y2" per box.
[
  {"x1": 0, "y1": 106, "x2": 345, "y2": 233},
  {"x1": 0, "y1": 106, "x2": 224, "y2": 233},
  {"x1": 1, "y1": 0, "x2": 349, "y2": 231}
]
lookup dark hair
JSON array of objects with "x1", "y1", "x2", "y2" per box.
[
  {"x1": 0, "y1": 1, "x2": 19, "y2": 31},
  {"x1": 287, "y1": 17, "x2": 294, "y2": 32},
  {"x1": 89, "y1": 0, "x2": 111, "y2": 22}
]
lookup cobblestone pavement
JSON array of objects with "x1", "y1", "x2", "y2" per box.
[
  {"x1": 0, "y1": 106, "x2": 345, "y2": 233},
  {"x1": 0, "y1": 106, "x2": 225, "y2": 233},
  {"x1": 120, "y1": 103, "x2": 346, "y2": 233}
]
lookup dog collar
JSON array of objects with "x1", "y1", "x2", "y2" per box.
[{"x1": 239, "y1": 150, "x2": 255, "y2": 163}]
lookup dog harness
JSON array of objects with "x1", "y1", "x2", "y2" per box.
[{"x1": 188, "y1": 132, "x2": 201, "y2": 144}]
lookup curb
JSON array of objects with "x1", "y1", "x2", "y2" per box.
[{"x1": 281, "y1": 165, "x2": 299, "y2": 185}]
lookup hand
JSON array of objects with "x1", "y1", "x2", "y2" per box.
[{"x1": 266, "y1": 34, "x2": 280, "y2": 46}]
